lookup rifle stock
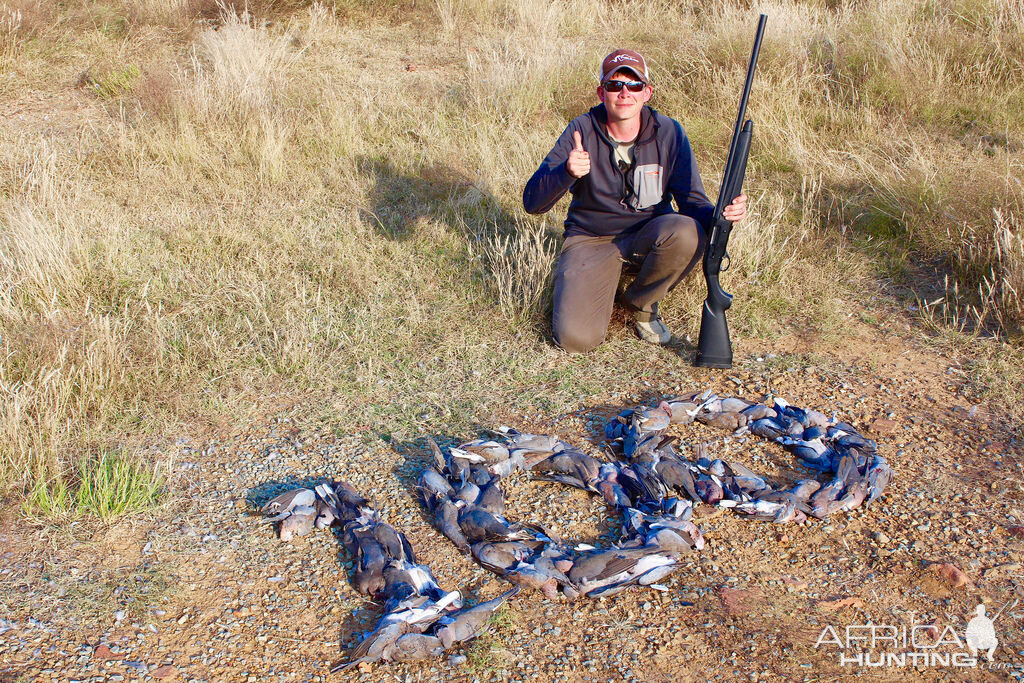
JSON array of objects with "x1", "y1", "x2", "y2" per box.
[{"x1": 694, "y1": 14, "x2": 766, "y2": 369}]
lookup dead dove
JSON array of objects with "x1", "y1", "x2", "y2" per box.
[
  {"x1": 654, "y1": 459, "x2": 700, "y2": 502},
  {"x1": 435, "y1": 587, "x2": 520, "y2": 649},
  {"x1": 379, "y1": 590, "x2": 462, "y2": 630},
  {"x1": 330, "y1": 621, "x2": 408, "y2": 672},
  {"x1": 720, "y1": 397, "x2": 755, "y2": 413},
  {"x1": 449, "y1": 447, "x2": 486, "y2": 464},
  {"x1": 348, "y1": 529, "x2": 388, "y2": 596},
  {"x1": 457, "y1": 505, "x2": 533, "y2": 543},
  {"x1": 740, "y1": 403, "x2": 776, "y2": 421},
  {"x1": 770, "y1": 398, "x2": 830, "y2": 428},
  {"x1": 382, "y1": 560, "x2": 443, "y2": 601},
  {"x1": 499, "y1": 429, "x2": 563, "y2": 453},
  {"x1": 488, "y1": 450, "x2": 526, "y2": 478},
  {"x1": 458, "y1": 439, "x2": 510, "y2": 464},
  {"x1": 277, "y1": 505, "x2": 316, "y2": 541},
  {"x1": 646, "y1": 517, "x2": 705, "y2": 550},
  {"x1": 786, "y1": 479, "x2": 823, "y2": 501},
  {"x1": 634, "y1": 401, "x2": 673, "y2": 434},
  {"x1": 809, "y1": 455, "x2": 855, "y2": 518},
  {"x1": 597, "y1": 464, "x2": 633, "y2": 507},
  {"x1": 694, "y1": 477, "x2": 724, "y2": 504},
  {"x1": 697, "y1": 410, "x2": 747, "y2": 431},
  {"x1": 433, "y1": 498, "x2": 471, "y2": 554},
  {"x1": 866, "y1": 459, "x2": 892, "y2": 503},
  {"x1": 837, "y1": 476, "x2": 869, "y2": 512},
  {"x1": 333, "y1": 480, "x2": 369, "y2": 509},
  {"x1": 577, "y1": 552, "x2": 677, "y2": 597},
  {"x1": 261, "y1": 488, "x2": 315, "y2": 516},
  {"x1": 472, "y1": 542, "x2": 520, "y2": 574},
  {"x1": 665, "y1": 399, "x2": 701, "y2": 424},
  {"x1": 536, "y1": 451, "x2": 601, "y2": 487},
  {"x1": 647, "y1": 526, "x2": 699, "y2": 553},
  {"x1": 314, "y1": 497, "x2": 338, "y2": 529},
  {"x1": 505, "y1": 563, "x2": 560, "y2": 599},
  {"x1": 568, "y1": 547, "x2": 658, "y2": 584},
  {"x1": 385, "y1": 633, "x2": 445, "y2": 662},
  {"x1": 476, "y1": 480, "x2": 505, "y2": 515},
  {"x1": 373, "y1": 524, "x2": 416, "y2": 563},
  {"x1": 426, "y1": 435, "x2": 448, "y2": 470},
  {"x1": 419, "y1": 468, "x2": 455, "y2": 501},
  {"x1": 455, "y1": 480, "x2": 482, "y2": 506}
]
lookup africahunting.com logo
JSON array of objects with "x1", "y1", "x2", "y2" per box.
[{"x1": 815, "y1": 602, "x2": 1020, "y2": 670}]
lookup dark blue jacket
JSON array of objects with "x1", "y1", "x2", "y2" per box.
[{"x1": 523, "y1": 104, "x2": 714, "y2": 238}]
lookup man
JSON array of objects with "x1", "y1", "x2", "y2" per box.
[{"x1": 523, "y1": 49, "x2": 747, "y2": 353}]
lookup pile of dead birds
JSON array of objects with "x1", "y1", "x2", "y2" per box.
[
  {"x1": 420, "y1": 391, "x2": 892, "y2": 596},
  {"x1": 604, "y1": 391, "x2": 893, "y2": 521},
  {"x1": 257, "y1": 482, "x2": 519, "y2": 670},
  {"x1": 419, "y1": 433, "x2": 701, "y2": 601},
  {"x1": 256, "y1": 391, "x2": 893, "y2": 668}
]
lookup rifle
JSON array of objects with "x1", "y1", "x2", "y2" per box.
[{"x1": 694, "y1": 14, "x2": 767, "y2": 369}]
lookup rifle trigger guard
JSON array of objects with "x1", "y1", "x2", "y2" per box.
[{"x1": 721, "y1": 252, "x2": 731, "y2": 273}]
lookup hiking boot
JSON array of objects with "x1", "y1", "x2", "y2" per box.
[{"x1": 634, "y1": 307, "x2": 672, "y2": 345}]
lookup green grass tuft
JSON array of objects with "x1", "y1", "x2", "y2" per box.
[
  {"x1": 22, "y1": 476, "x2": 75, "y2": 519},
  {"x1": 74, "y1": 450, "x2": 166, "y2": 521},
  {"x1": 22, "y1": 451, "x2": 167, "y2": 522}
]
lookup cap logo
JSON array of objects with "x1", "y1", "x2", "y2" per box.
[{"x1": 610, "y1": 54, "x2": 639, "y2": 64}]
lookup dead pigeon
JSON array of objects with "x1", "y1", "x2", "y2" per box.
[
  {"x1": 278, "y1": 505, "x2": 316, "y2": 541},
  {"x1": 261, "y1": 488, "x2": 315, "y2": 516},
  {"x1": 457, "y1": 506, "x2": 532, "y2": 543},
  {"x1": 506, "y1": 563, "x2": 560, "y2": 599},
  {"x1": 330, "y1": 621, "x2": 408, "y2": 672},
  {"x1": 458, "y1": 439, "x2": 511, "y2": 464},
  {"x1": 435, "y1": 587, "x2": 520, "y2": 649},
  {"x1": 433, "y1": 498, "x2": 471, "y2": 554},
  {"x1": 385, "y1": 633, "x2": 445, "y2": 662}
]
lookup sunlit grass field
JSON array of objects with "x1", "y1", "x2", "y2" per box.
[{"x1": 1, "y1": 0, "x2": 1021, "y2": 515}]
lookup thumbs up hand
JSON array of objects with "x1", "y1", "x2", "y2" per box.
[{"x1": 567, "y1": 130, "x2": 590, "y2": 179}]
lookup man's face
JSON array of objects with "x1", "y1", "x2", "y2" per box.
[{"x1": 597, "y1": 68, "x2": 652, "y2": 123}]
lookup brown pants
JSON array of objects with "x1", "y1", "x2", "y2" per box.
[{"x1": 552, "y1": 214, "x2": 705, "y2": 353}]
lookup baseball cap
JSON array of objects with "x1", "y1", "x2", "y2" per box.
[{"x1": 599, "y1": 49, "x2": 649, "y2": 83}]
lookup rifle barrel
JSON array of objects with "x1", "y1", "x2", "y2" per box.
[{"x1": 713, "y1": 13, "x2": 767, "y2": 219}]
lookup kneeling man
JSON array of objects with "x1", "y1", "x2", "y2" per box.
[{"x1": 524, "y1": 49, "x2": 747, "y2": 353}]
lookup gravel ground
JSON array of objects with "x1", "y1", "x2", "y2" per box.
[{"x1": 2, "y1": 321, "x2": 1023, "y2": 682}]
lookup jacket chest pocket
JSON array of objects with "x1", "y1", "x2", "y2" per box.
[{"x1": 631, "y1": 163, "x2": 664, "y2": 210}]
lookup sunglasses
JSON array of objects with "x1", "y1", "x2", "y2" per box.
[{"x1": 602, "y1": 80, "x2": 647, "y2": 93}]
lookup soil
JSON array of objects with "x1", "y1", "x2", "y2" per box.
[{"x1": 2, "y1": 304, "x2": 1022, "y2": 683}]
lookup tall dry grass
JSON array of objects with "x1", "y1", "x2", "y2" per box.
[
  {"x1": 2, "y1": 0, "x2": 1023, "y2": 505},
  {"x1": 0, "y1": 2, "x2": 22, "y2": 68},
  {"x1": 478, "y1": 216, "x2": 558, "y2": 325}
]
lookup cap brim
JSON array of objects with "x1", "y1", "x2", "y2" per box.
[{"x1": 602, "y1": 65, "x2": 646, "y2": 82}]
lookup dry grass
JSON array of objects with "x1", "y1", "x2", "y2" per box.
[
  {"x1": 1, "y1": 0, "x2": 1022, "y2": 509},
  {"x1": 479, "y1": 216, "x2": 558, "y2": 325},
  {"x1": 0, "y1": 2, "x2": 23, "y2": 68}
]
